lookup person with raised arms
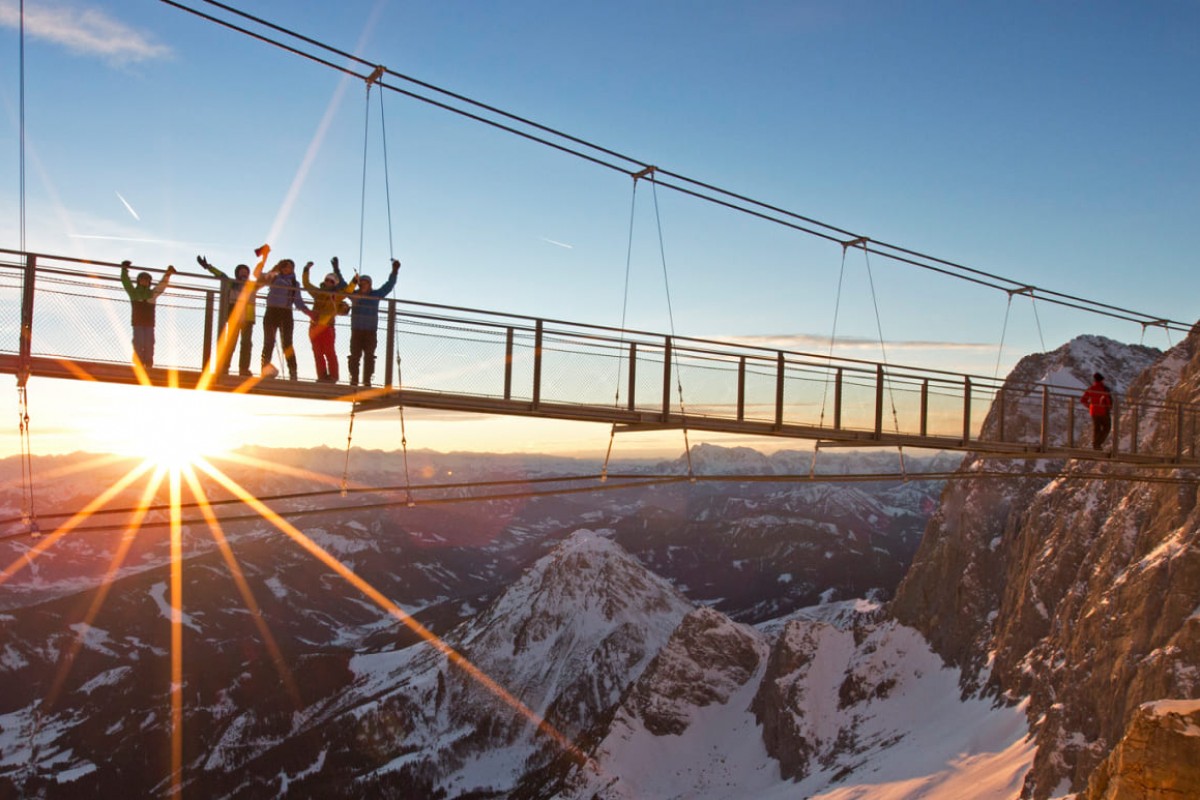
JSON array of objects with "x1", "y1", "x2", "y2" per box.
[{"x1": 331, "y1": 256, "x2": 399, "y2": 388}]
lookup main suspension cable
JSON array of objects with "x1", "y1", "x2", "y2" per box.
[{"x1": 158, "y1": 0, "x2": 1193, "y2": 337}]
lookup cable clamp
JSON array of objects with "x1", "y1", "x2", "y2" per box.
[
  {"x1": 1141, "y1": 318, "x2": 1170, "y2": 331},
  {"x1": 365, "y1": 65, "x2": 386, "y2": 86},
  {"x1": 841, "y1": 236, "x2": 869, "y2": 251},
  {"x1": 1006, "y1": 285, "x2": 1035, "y2": 298},
  {"x1": 632, "y1": 166, "x2": 656, "y2": 182}
]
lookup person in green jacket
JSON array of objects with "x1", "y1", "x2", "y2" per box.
[
  {"x1": 120, "y1": 260, "x2": 175, "y2": 370},
  {"x1": 197, "y1": 246, "x2": 268, "y2": 376}
]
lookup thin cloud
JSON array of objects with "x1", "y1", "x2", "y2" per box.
[
  {"x1": 68, "y1": 233, "x2": 207, "y2": 248},
  {"x1": 712, "y1": 333, "x2": 996, "y2": 353},
  {"x1": 0, "y1": 2, "x2": 171, "y2": 65}
]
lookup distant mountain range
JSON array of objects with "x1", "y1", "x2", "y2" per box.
[{"x1": 2, "y1": 329, "x2": 1199, "y2": 798}]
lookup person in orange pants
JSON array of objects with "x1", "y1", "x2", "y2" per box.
[{"x1": 302, "y1": 262, "x2": 353, "y2": 382}]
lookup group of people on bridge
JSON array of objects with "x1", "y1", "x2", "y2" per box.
[{"x1": 119, "y1": 244, "x2": 400, "y2": 387}]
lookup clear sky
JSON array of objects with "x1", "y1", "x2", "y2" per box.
[{"x1": 0, "y1": 0, "x2": 1197, "y2": 460}]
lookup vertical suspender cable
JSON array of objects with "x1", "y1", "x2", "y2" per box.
[
  {"x1": 342, "y1": 80, "x2": 376, "y2": 493},
  {"x1": 18, "y1": 0, "x2": 25, "y2": 257},
  {"x1": 601, "y1": 179, "x2": 640, "y2": 481},
  {"x1": 650, "y1": 179, "x2": 695, "y2": 479},
  {"x1": 813, "y1": 244, "x2": 852, "y2": 477},
  {"x1": 994, "y1": 294, "x2": 1014, "y2": 381},
  {"x1": 379, "y1": 86, "x2": 396, "y2": 262},
  {"x1": 340, "y1": 401, "x2": 356, "y2": 496},
  {"x1": 860, "y1": 246, "x2": 906, "y2": 476},
  {"x1": 357, "y1": 83, "x2": 373, "y2": 276},
  {"x1": 1030, "y1": 294, "x2": 1047, "y2": 352},
  {"x1": 818, "y1": 245, "x2": 850, "y2": 426},
  {"x1": 378, "y1": 84, "x2": 414, "y2": 505},
  {"x1": 16, "y1": 0, "x2": 37, "y2": 535}
]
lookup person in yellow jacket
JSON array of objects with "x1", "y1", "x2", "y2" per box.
[
  {"x1": 301, "y1": 261, "x2": 354, "y2": 383},
  {"x1": 197, "y1": 245, "x2": 268, "y2": 376}
]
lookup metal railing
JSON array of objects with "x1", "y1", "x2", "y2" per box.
[{"x1": 3, "y1": 247, "x2": 1198, "y2": 462}]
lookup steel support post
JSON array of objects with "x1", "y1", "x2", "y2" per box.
[
  {"x1": 384, "y1": 301, "x2": 397, "y2": 388},
  {"x1": 503, "y1": 327, "x2": 514, "y2": 401}
]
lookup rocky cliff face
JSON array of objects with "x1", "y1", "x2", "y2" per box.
[
  {"x1": 1083, "y1": 700, "x2": 1200, "y2": 800},
  {"x1": 891, "y1": 331, "x2": 1200, "y2": 798}
]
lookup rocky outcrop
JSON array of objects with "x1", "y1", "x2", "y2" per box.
[
  {"x1": 626, "y1": 606, "x2": 762, "y2": 736},
  {"x1": 890, "y1": 331, "x2": 1200, "y2": 799},
  {"x1": 1083, "y1": 700, "x2": 1200, "y2": 800},
  {"x1": 890, "y1": 334, "x2": 1161, "y2": 692}
]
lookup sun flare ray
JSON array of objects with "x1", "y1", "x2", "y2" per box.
[
  {"x1": 0, "y1": 458, "x2": 157, "y2": 586},
  {"x1": 180, "y1": 465, "x2": 302, "y2": 707},
  {"x1": 41, "y1": 466, "x2": 168, "y2": 711},
  {"x1": 192, "y1": 456, "x2": 583, "y2": 758},
  {"x1": 210, "y1": 450, "x2": 358, "y2": 491},
  {"x1": 168, "y1": 465, "x2": 184, "y2": 800},
  {"x1": 0, "y1": 451, "x2": 130, "y2": 495}
]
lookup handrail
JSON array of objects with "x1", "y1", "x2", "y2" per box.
[{"x1": 1, "y1": 247, "x2": 1197, "y2": 464}]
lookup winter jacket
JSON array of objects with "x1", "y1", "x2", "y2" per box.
[
  {"x1": 1080, "y1": 381, "x2": 1113, "y2": 418},
  {"x1": 200, "y1": 262, "x2": 262, "y2": 324},
  {"x1": 302, "y1": 265, "x2": 354, "y2": 327},
  {"x1": 332, "y1": 263, "x2": 398, "y2": 332},
  {"x1": 120, "y1": 264, "x2": 171, "y2": 327},
  {"x1": 261, "y1": 270, "x2": 311, "y2": 314}
]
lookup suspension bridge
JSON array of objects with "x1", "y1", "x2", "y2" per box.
[{"x1": 3, "y1": 247, "x2": 1198, "y2": 469}]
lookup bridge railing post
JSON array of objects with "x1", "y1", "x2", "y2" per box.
[
  {"x1": 834, "y1": 368, "x2": 843, "y2": 430},
  {"x1": 1068, "y1": 394, "x2": 1076, "y2": 448},
  {"x1": 736, "y1": 356, "x2": 746, "y2": 421},
  {"x1": 1130, "y1": 400, "x2": 1139, "y2": 454},
  {"x1": 1176, "y1": 404, "x2": 1184, "y2": 461},
  {"x1": 504, "y1": 327, "x2": 514, "y2": 401},
  {"x1": 962, "y1": 376, "x2": 972, "y2": 445},
  {"x1": 385, "y1": 300, "x2": 397, "y2": 388},
  {"x1": 533, "y1": 320, "x2": 544, "y2": 409},
  {"x1": 1110, "y1": 396, "x2": 1120, "y2": 456},
  {"x1": 997, "y1": 387, "x2": 1006, "y2": 442},
  {"x1": 18, "y1": 252, "x2": 36, "y2": 387},
  {"x1": 202, "y1": 290, "x2": 215, "y2": 373},
  {"x1": 1040, "y1": 386, "x2": 1049, "y2": 451},
  {"x1": 775, "y1": 353, "x2": 785, "y2": 429},
  {"x1": 874, "y1": 365, "x2": 884, "y2": 438},
  {"x1": 628, "y1": 342, "x2": 637, "y2": 411},
  {"x1": 919, "y1": 378, "x2": 928, "y2": 437},
  {"x1": 660, "y1": 336, "x2": 672, "y2": 422}
]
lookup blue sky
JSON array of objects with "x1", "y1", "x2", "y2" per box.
[{"x1": 0, "y1": 0, "x2": 1198, "y2": 457}]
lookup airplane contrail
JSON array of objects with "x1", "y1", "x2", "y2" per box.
[
  {"x1": 69, "y1": 234, "x2": 205, "y2": 247},
  {"x1": 115, "y1": 191, "x2": 140, "y2": 221},
  {"x1": 540, "y1": 237, "x2": 573, "y2": 249}
]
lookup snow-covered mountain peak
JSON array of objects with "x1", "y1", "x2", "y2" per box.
[{"x1": 462, "y1": 529, "x2": 691, "y2": 657}]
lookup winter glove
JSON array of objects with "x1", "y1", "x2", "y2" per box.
[
  {"x1": 391, "y1": 259, "x2": 401, "y2": 274},
  {"x1": 197, "y1": 255, "x2": 210, "y2": 269},
  {"x1": 120, "y1": 260, "x2": 132, "y2": 269},
  {"x1": 331, "y1": 256, "x2": 340, "y2": 272}
]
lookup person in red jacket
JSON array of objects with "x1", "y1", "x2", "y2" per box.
[{"x1": 1080, "y1": 372, "x2": 1113, "y2": 450}]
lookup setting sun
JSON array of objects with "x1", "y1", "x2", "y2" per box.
[{"x1": 87, "y1": 385, "x2": 243, "y2": 467}]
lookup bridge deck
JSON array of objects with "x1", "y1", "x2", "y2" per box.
[{"x1": 3, "y1": 248, "x2": 1199, "y2": 469}]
